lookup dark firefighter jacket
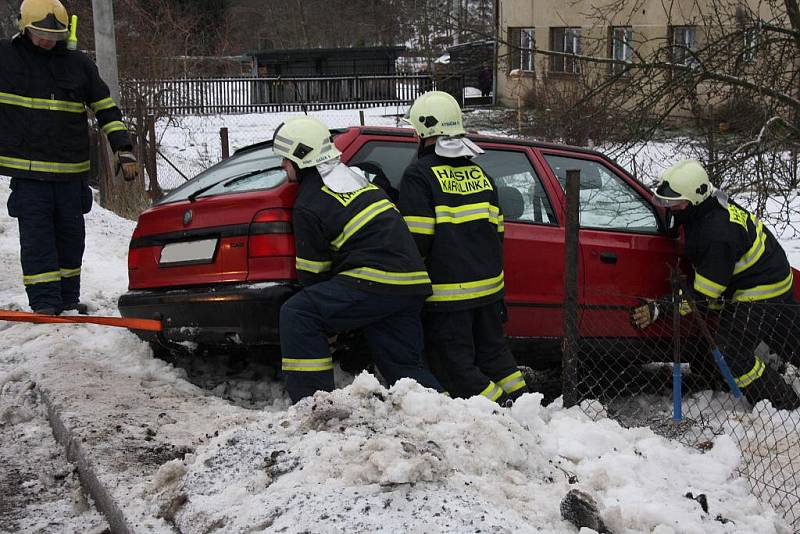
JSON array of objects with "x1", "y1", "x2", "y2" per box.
[
  {"x1": 398, "y1": 144, "x2": 505, "y2": 311},
  {"x1": 679, "y1": 196, "x2": 793, "y2": 302},
  {"x1": 292, "y1": 167, "x2": 432, "y2": 296},
  {"x1": 0, "y1": 35, "x2": 131, "y2": 182}
]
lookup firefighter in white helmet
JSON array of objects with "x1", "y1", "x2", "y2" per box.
[
  {"x1": 397, "y1": 91, "x2": 529, "y2": 405},
  {"x1": 632, "y1": 159, "x2": 799, "y2": 410},
  {"x1": 2, "y1": 0, "x2": 136, "y2": 316},
  {"x1": 274, "y1": 116, "x2": 441, "y2": 403}
]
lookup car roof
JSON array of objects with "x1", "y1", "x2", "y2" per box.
[{"x1": 231, "y1": 125, "x2": 634, "y2": 181}]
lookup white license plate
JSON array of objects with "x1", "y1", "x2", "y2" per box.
[{"x1": 159, "y1": 238, "x2": 218, "y2": 266}]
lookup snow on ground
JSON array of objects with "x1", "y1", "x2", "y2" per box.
[
  {"x1": 0, "y1": 369, "x2": 107, "y2": 533},
  {"x1": 151, "y1": 377, "x2": 788, "y2": 534},
  {"x1": 0, "y1": 174, "x2": 797, "y2": 532}
]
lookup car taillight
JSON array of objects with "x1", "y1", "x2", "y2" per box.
[{"x1": 249, "y1": 208, "x2": 295, "y2": 257}]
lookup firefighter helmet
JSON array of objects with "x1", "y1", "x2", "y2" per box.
[
  {"x1": 18, "y1": 0, "x2": 69, "y2": 40},
  {"x1": 406, "y1": 91, "x2": 466, "y2": 139},
  {"x1": 654, "y1": 159, "x2": 714, "y2": 207},
  {"x1": 271, "y1": 116, "x2": 341, "y2": 169}
]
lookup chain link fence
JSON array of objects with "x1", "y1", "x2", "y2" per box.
[{"x1": 558, "y1": 285, "x2": 800, "y2": 529}]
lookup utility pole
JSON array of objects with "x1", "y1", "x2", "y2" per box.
[{"x1": 91, "y1": 0, "x2": 121, "y2": 103}]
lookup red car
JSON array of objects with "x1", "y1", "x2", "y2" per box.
[{"x1": 119, "y1": 126, "x2": 792, "y2": 366}]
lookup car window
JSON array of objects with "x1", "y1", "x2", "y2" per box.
[
  {"x1": 349, "y1": 141, "x2": 556, "y2": 225},
  {"x1": 544, "y1": 154, "x2": 659, "y2": 232},
  {"x1": 347, "y1": 141, "x2": 418, "y2": 187},
  {"x1": 473, "y1": 149, "x2": 556, "y2": 225},
  {"x1": 157, "y1": 146, "x2": 286, "y2": 204}
]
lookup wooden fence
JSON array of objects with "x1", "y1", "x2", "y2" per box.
[{"x1": 120, "y1": 75, "x2": 435, "y2": 115}]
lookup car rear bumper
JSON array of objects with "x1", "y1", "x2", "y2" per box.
[{"x1": 118, "y1": 281, "x2": 300, "y2": 346}]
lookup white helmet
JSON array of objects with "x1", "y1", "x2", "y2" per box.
[
  {"x1": 406, "y1": 91, "x2": 466, "y2": 139},
  {"x1": 272, "y1": 116, "x2": 341, "y2": 169},
  {"x1": 654, "y1": 160, "x2": 714, "y2": 206}
]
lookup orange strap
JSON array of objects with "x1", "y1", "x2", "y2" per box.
[{"x1": 0, "y1": 309, "x2": 162, "y2": 332}]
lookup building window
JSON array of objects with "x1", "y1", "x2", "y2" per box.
[
  {"x1": 550, "y1": 27, "x2": 581, "y2": 74},
  {"x1": 610, "y1": 26, "x2": 633, "y2": 74},
  {"x1": 670, "y1": 25, "x2": 697, "y2": 66},
  {"x1": 508, "y1": 27, "x2": 535, "y2": 72},
  {"x1": 742, "y1": 26, "x2": 759, "y2": 63}
]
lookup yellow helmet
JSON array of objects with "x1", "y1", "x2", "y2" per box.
[
  {"x1": 271, "y1": 116, "x2": 341, "y2": 169},
  {"x1": 654, "y1": 160, "x2": 714, "y2": 206},
  {"x1": 18, "y1": 0, "x2": 69, "y2": 40},
  {"x1": 406, "y1": 91, "x2": 466, "y2": 139}
]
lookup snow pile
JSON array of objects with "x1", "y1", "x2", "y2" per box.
[{"x1": 152, "y1": 374, "x2": 786, "y2": 534}]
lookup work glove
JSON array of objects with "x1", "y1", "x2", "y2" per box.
[
  {"x1": 115, "y1": 150, "x2": 139, "y2": 182},
  {"x1": 630, "y1": 300, "x2": 660, "y2": 330}
]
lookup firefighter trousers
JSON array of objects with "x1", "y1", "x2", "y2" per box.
[
  {"x1": 6, "y1": 178, "x2": 88, "y2": 312},
  {"x1": 279, "y1": 278, "x2": 442, "y2": 403},
  {"x1": 423, "y1": 300, "x2": 528, "y2": 403},
  {"x1": 717, "y1": 292, "x2": 800, "y2": 410}
]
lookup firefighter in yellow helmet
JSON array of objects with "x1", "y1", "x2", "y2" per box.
[
  {"x1": 397, "y1": 91, "x2": 530, "y2": 405},
  {"x1": 632, "y1": 160, "x2": 799, "y2": 410},
  {"x1": 2, "y1": 0, "x2": 137, "y2": 315},
  {"x1": 274, "y1": 116, "x2": 442, "y2": 403}
]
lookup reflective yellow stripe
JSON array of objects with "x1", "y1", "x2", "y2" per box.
[
  {"x1": 498, "y1": 370, "x2": 526, "y2": 394},
  {"x1": 23, "y1": 270, "x2": 61, "y2": 285},
  {"x1": 0, "y1": 91, "x2": 84, "y2": 113},
  {"x1": 403, "y1": 215, "x2": 435, "y2": 235},
  {"x1": 693, "y1": 272, "x2": 726, "y2": 299},
  {"x1": 479, "y1": 381, "x2": 504, "y2": 401},
  {"x1": 102, "y1": 121, "x2": 127, "y2": 135},
  {"x1": 0, "y1": 155, "x2": 90, "y2": 174},
  {"x1": 59, "y1": 267, "x2": 81, "y2": 279},
  {"x1": 340, "y1": 267, "x2": 431, "y2": 286},
  {"x1": 428, "y1": 272, "x2": 505, "y2": 303},
  {"x1": 281, "y1": 357, "x2": 334, "y2": 372},
  {"x1": 296, "y1": 257, "x2": 332, "y2": 274},
  {"x1": 331, "y1": 199, "x2": 395, "y2": 250},
  {"x1": 733, "y1": 219, "x2": 766, "y2": 275},
  {"x1": 434, "y1": 202, "x2": 501, "y2": 226},
  {"x1": 678, "y1": 300, "x2": 693, "y2": 316},
  {"x1": 497, "y1": 214, "x2": 504, "y2": 233},
  {"x1": 735, "y1": 357, "x2": 766, "y2": 388},
  {"x1": 733, "y1": 271, "x2": 794, "y2": 302},
  {"x1": 90, "y1": 97, "x2": 116, "y2": 112}
]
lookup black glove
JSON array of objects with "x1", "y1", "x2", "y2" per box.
[
  {"x1": 115, "y1": 150, "x2": 139, "y2": 181},
  {"x1": 631, "y1": 300, "x2": 660, "y2": 329}
]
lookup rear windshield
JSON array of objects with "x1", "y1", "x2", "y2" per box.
[{"x1": 157, "y1": 145, "x2": 286, "y2": 205}]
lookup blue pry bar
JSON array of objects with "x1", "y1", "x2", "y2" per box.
[
  {"x1": 672, "y1": 363, "x2": 682, "y2": 421},
  {"x1": 712, "y1": 346, "x2": 743, "y2": 398}
]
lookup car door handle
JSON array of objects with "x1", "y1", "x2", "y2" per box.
[{"x1": 599, "y1": 252, "x2": 617, "y2": 264}]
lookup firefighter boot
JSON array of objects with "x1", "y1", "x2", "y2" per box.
[
  {"x1": 743, "y1": 366, "x2": 800, "y2": 411},
  {"x1": 62, "y1": 302, "x2": 89, "y2": 315}
]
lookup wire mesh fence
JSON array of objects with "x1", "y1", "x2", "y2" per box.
[{"x1": 561, "y1": 287, "x2": 800, "y2": 529}]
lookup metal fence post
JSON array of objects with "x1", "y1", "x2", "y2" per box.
[
  {"x1": 670, "y1": 268, "x2": 683, "y2": 422},
  {"x1": 220, "y1": 127, "x2": 230, "y2": 160},
  {"x1": 562, "y1": 169, "x2": 581, "y2": 408}
]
